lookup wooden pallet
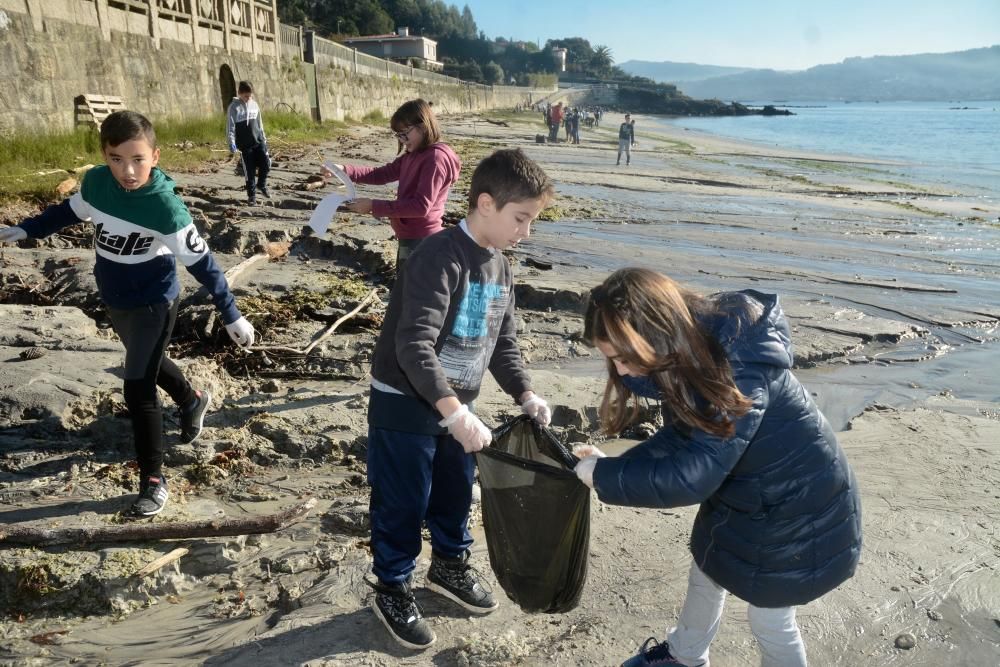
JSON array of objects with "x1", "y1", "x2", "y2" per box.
[{"x1": 74, "y1": 94, "x2": 126, "y2": 127}]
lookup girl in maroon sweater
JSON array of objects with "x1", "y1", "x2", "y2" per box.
[{"x1": 324, "y1": 98, "x2": 461, "y2": 274}]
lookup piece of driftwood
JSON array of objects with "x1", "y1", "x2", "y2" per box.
[
  {"x1": 250, "y1": 288, "x2": 379, "y2": 355},
  {"x1": 134, "y1": 547, "x2": 189, "y2": 577},
  {"x1": 0, "y1": 498, "x2": 318, "y2": 547},
  {"x1": 485, "y1": 118, "x2": 510, "y2": 127},
  {"x1": 300, "y1": 175, "x2": 327, "y2": 191}
]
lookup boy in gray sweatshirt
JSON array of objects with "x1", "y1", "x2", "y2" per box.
[
  {"x1": 364, "y1": 149, "x2": 556, "y2": 650},
  {"x1": 226, "y1": 80, "x2": 270, "y2": 205}
]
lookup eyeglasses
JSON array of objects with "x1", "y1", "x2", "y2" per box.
[{"x1": 393, "y1": 125, "x2": 419, "y2": 140}]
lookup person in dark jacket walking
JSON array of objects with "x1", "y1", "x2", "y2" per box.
[
  {"x1": 617, "y1": 114, "x2": 635, "y2": 165},
  {"x1": 226, "y1": 81, "x2": 270, "y2": 206},
  {"x1": 576, "y1": 268, "x2": 862, "y2": 667}
]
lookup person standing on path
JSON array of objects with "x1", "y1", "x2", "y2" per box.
[
  {"x1": 226, "y1": 81, "x2": 270, "y2": 206},
  {"x1": 363, "y1": 149, "x2": 555, "y2": 650},
  {"x1": 549, "y1": 102, "x2": 564, "y2": 143},
  {"x1": 617, "y1": 113, "x2": 635, "y2": 165}
]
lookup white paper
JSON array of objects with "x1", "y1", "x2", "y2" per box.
[{"x1": 308, "y1": 162, "x2": 357, "y2": 236}]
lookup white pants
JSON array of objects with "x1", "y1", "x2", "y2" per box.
[{"x1": 667, "y1": 561, "x2": 808, "y2": 667}]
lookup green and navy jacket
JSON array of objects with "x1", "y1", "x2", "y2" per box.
[{"x1": 19, "y1": 166, "x2": 241, "y2": 324}]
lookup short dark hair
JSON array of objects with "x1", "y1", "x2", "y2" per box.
[
  {"x1": 468, "y1": 148, "x2": 554, "y2": 212},
  {"x1": 238, "y1": 81, "x2": 253, "y2": 94},
  {"x1": 390, "y1": 98, "x2": 441, "y2": 151},
  {"x1": 100, "y1": 110, "x2": 156, "y2": 149}
]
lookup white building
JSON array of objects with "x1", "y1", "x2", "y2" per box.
[{"x1": 343, "y1": 28, "x2": 441, "y2": 70}]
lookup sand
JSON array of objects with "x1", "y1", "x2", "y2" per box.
[{"x1": 0, "y1": 108, "x2": 998, "y2": 666}]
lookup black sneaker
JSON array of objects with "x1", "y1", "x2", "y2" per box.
[
  {"x1": 425, "y1": 550, "x2": 498, "y2": 614},
  {"x1": 620, "y1": 637, "x2": 695, "y2": 667},
  {"x1": 179, "y1": 390, "x2": 211, "y2": 444},
  {"x1": 368, "y1": 578, "x2": 435, "y2": 650},
  {"x1": 247, "y1": 196, "x2": 256, "y2": 206},
  {"x1": 258, "y1": 186, "x2": 270, "y2": 199},
  {"x1": 130, "y1": 475, "x2": 169, "y2": 516}
]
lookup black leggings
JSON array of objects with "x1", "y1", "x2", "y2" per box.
[{"x1": 107, "y1": 301, "x2": 195, "y2": 479}]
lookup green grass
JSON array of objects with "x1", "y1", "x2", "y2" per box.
[
  {"x1": 0, "y1": 111, "x2": 350, "y2": 203},
  {"x1": 362, "y1": 109, "x2": 387, "y2": 124}
]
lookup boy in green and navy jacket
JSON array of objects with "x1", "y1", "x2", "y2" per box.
[{"x1": 0, "y1": 111, "x2": 255, "y2": 517}]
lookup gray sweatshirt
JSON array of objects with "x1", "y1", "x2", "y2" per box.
[
  {"x1": 226, "y1": 97, "x2": 266, "y2": 152},
  {"x1": 369, "y1": 223, "x2": 532, "y2": 429}
]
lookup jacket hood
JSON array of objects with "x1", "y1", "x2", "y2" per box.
[
  {"x1": 421, "y1": 142, "x2": 461, "y2": 183},
  {"x1": 705, "y1": 290, "x2": 793, "y2": 369}
]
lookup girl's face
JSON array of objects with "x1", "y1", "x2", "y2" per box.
[
  {"x1": 395, "y1": 123, "x2": 426, "y2": 152},
  {"x1": 595, "y1": 340, "x2": 641, "y2": 377}
]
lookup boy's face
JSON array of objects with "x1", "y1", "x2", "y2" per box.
[
  {"x1": 475, "y1": 194, "x2": 547, "y2": 250},
  {"x1": 102, "y1": 137, "x2": 160, "y2": 191},
  {"x1": 238, "y1": 91, "x2": 252, "y2": 103}
]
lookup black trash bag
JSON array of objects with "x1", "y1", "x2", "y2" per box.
[{"x1": 476, "y1": 415, "x2": 590, "y2": 613}]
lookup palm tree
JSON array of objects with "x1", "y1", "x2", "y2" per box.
[{"x1": 592, "y1": 45, "x2": 614, "y2": 77}]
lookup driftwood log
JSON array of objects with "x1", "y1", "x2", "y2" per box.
[
  {"x1": 0, "y1": 498, "x2": 318, "y2": 547},
  {"x1": 133, "y1": 547, "x2": 190, "y2": 577}
]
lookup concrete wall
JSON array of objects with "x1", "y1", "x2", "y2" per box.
[
  {"x1": 0, "y1": 7, "x2": 306, "y2": 134},
  {"x1": 312, "y1": 63, "x2": 542, "y2": 122},
  {"x1": 0, "y1": 0, "x2": 553, "y2": 135}
]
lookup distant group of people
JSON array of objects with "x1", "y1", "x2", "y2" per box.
[
  {"x1": 0, "y1": 88, "x2": 861, "y2": 667},
  {"x1": 540, "y1": 101, "x2": 605, "y2": 144},
  {"x1": 536, "y1": 101, "x2": 637, "y2": 166}
]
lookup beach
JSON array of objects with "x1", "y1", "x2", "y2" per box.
[{"x1": 1, "y1": 108, "x2": 999, "y2": 666}]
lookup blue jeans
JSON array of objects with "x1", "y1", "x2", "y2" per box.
[{"x1": 367, "y1": 426, "x2": 476, "y2": 584}]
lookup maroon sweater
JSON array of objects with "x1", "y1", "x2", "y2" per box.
[{"x1": 343, "y1": 142, "x2": 461, "y2": 240}]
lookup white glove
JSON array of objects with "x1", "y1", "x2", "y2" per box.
[
  {"x1": 439, "y1": 404, "x2": 492, "y2": 453},
  {"x1": 225, "y1": 316, "x2": 255, "y2": 348},
  {"x1": 0, "y1": 226, "x2": 27, "y2": 244},
  {"x1": 572, "y1": 444, "x2": 607, "y2": 459},
  {"x1": 521, "y1": 393, "x2": 552, "y2": 426},
  {"x1": 574, "y1": 455, "x2": 601, "y2": 489}
]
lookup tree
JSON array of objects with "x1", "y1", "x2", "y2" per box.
[
  {"x1": 592, "y1": 45, "x2": 614, "y2": 74},
  {"x1": 458, "y1": 60, "x2": 484, "y2": 83},
  {"x1": 483, "y1": 61, "x2": 504, "y2": 85}
]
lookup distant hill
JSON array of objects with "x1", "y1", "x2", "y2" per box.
[
  {"x1": 618, "y1": 60, "x2": 756, "y2": 82},
  {"x1": 669, "y1": 46, "x2": 1000, "y2": 102}
]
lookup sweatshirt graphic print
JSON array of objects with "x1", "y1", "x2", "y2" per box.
[
  {"x1": 438, "y1": 281, "x2": 510, "y2": 391},
  {"x1": 19, "y1": 166, "x2": 239, "y2": 323}
]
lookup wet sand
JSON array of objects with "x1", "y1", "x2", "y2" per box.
[{"x1": 1, "y1": 109, "x2": 999, "y2": 666}]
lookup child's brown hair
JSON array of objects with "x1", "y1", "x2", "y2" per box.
[
  {"x1": 100, "y1": 110, "x2": 156, "y2": 149},
  {"x1": 390, "y1": 98, "x2": 441, "y2": 151},
  {"x1": 584, "y1": 268, "x2": 754, "y2": 438},
  {"x1": 468, "y1": 148, "x2": 555, "y2": 211}
]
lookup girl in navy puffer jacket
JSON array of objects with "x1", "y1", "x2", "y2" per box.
[{"x1": 576, "y1": 268, "x2": 862, "y2": 667}]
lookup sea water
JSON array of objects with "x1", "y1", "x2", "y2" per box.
[{"x1": 659, "y1": 100, "x2": 1000, "y2": 199}]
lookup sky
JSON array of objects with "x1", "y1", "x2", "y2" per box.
[{"x1": 456, "y1": 0, "x2": 1000, "y2": 70}]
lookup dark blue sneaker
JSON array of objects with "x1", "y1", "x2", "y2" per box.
[{"x1": 621, "y1": 637, "x2": 696, "y2": 667}]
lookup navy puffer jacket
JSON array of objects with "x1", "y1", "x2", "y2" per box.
[{"x1": 592, "y1": 290, "x2": 862, "y2": 608}]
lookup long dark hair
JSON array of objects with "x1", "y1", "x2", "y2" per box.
[{"x1": 583, "y1": 268, "x2": 754, "y2": 438}]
